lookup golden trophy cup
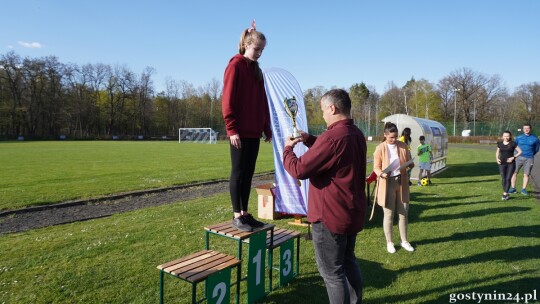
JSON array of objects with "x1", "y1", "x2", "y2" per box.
[{"x1": 283, "y1": 96, "x2": 302, "y2": 140}]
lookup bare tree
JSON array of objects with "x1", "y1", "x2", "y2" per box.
[
  {"x1": 115, "y1": 65, "x2": 136, "y2": 135},
  {"x1": 303, "y1": 86, "x2": 326, "y2": 132},
  {"x1": 205, "y1": 78, "x2": 222, "y2": 131},
  {"x1": 513, "y1": 82, "x2": 540, "y2": 123},
  {"x1": 436, "y1": 77, "x2": 455, "y2": 121},
  {"x1": 349, "y1": 82, "x2": 369, "y2": 126},
  {"x1": 379, "y1": 82, "x2": 403, "y2": 118},
  {"x1": 0, "y1": 52, "x2": 26, "y2": 136},
  {"x1": 443, "y1": 68, "x2": 506, "y2": 132},
  {"x1": 366, "y1": 86, "x2": 380, "y2": 136},
  {"x1": 163, "y1": 77, "x2": 181, "y2": 134},
  {"x1": 136, "y1": 66, "x2": 155, "y2": 135}
]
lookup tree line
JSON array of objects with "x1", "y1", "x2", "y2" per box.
[{"x1": 1, "y1": 51, "x2": 539, "y2": 139}]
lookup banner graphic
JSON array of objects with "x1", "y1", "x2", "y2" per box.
[{"x1": 263, "y1": 67, "x2": 308, "y2": 215}]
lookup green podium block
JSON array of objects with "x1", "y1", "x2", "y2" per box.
[
  {"x1": 279, "y1": 238, "x2": 295, "y2": 286},
  {"x1": 207, "y1": 267, "x2": 231, "y2": 304},
  {"x1": 247, "y1": 230, "x2": 266, "y2": 303}
]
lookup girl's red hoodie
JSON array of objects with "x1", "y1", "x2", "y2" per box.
[{"x1": 222, "y1": 54, "x2": 272, "y2": 139}]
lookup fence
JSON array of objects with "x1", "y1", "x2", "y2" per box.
[{"x1": 309, "y1": 121, "x2": 540, "y2": 138}]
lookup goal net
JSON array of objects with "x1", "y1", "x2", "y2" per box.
[{"x1": 178, "y1": 128, "x2": 218, "y2": 144}]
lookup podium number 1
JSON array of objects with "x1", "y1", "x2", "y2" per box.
[
  {"x1": 252, "y1": 249, "x2": 262, "y2": 285},
  {"x1": 247, "y1": 231, "x2": 266, "y2": 303}
]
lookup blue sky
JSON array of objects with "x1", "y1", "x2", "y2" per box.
[{"x1": 1, "y1": 0, "x2": 539, "y2": 94}]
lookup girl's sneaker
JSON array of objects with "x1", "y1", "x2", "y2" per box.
[
  {"x1": 386, "y1": 242, "x2": 396, "y2": 254},
  {"x1": 401, "y1": 241, "x2": 415, "y2": 252}
]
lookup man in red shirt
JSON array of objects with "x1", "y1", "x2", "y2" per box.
[{"x1": 283, "y1": 89, "x2": 367, "y2": 303}]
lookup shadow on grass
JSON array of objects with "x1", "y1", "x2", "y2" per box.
[
  {"x1": 407, "y1": 245, "x2": 540, "y2": 273},
  {"x1": 358, "y1": 259, "x2": 396, "y2": 289},
  {"x1": 410, "y1": 192, "x2": 485, "y2": 204},
  {"x1": 262, "y1": 271, "x2": 328, "y2": 303},
  {"x1": 364, "y1": 204, "x2": 530, "y2": 228},
  {"x1": 264, "y1": 259, "x2": 397, "y2": 303},
  {"x1": 411, "y1": 191, "x2": 535, "y2": 205},
  {"x1": 438, "y1": 162, "x2": 498, "y2": 178},
  {"x1": 433, "y1": 178, "x2": 499, "y2": 185},
  {"x1": 415, "y1": 225, "x2": 540, "y2": 246},
  {"x1": 413, "y1": 206, "x2": 531, "y2": 223},
  {"x1": 370, "y1": 248, "x2": 540, "y2": 302}
]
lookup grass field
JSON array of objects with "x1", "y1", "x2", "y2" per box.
[
  {"x1": 1, "y1": 142, "x2": 539, "y2": 303},
  {"x1": 0, "y1": 141, "x2": 277, "y2": 210}
]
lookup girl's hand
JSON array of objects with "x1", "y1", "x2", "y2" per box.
[
  {"x1": 506, "y1": 157, "x2": 514, "y2": 163},
  {"x1": 497, "y1": 159, "x2": 502, "y2": 164},
  {"x1": 230, "y1": 134, "x2": 241, "y2": 149}
]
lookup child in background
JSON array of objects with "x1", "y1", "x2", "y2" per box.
[
  {"x1": 417, "y1": 136, "x2": 433, "y2": 185},
  {"x1": 398, "y1": 127, "x2": 413, "y2": 185}
]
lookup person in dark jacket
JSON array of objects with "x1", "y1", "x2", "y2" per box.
[{"x1": 283, "y1": 89, "x2": 366, "y2": 304}]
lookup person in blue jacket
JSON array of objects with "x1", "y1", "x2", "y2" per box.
[{"x1": 509, "y1": 124, "x2": 540, "y2": 195}]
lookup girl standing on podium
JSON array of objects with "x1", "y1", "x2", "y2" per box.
[{"x1": 222, "y1": 21, "x2": 272, "y2": 232}]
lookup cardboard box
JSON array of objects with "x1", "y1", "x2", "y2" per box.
[{"x1": 256, "y1": 183, "x2": 281, "y2": 220}]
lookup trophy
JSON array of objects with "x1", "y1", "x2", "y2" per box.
[{"x1": 283, "y1": 96, "x2": 302, "y2": 140}]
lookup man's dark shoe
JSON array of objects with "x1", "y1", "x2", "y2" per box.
[
  {"x1": 243, "y1": 214, "x2": 265, "y2": 228},
  {"x1": 232, "y1": 216, "x2": 252, "y2": 232}
]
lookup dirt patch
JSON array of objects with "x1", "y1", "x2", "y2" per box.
[{"x1": 0, "y1": 174, "x2": 275, "y2": 234}]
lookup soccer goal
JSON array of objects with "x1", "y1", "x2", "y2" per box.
[{"x1": 178, "y1": 128, "x2": 218, "y2": 144}]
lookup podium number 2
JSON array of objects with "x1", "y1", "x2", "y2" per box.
[
  {"x1": 252, "y1": 249, "x2": 262, "y2": 285},
  {"x1": 211, "y1": 282, "x2": 226, "y2": 304},
  {"x1": 282, "y1": 248, "x2": 292, "y2": 276}
]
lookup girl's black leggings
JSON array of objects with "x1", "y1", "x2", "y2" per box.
[
  {"x1": 499, "y1": 162, "x2": 515, "y2": 193},
  {"x1": 229, "y1": 138, "x2": 260, "y2": 213}
]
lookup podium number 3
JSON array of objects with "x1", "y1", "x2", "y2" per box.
[
  {"x1": 212, "y1": 282, "x2": 226, "y2": 304},
  {"x1": 282, "y1": 249, "x2": 292, "y2": 276}
]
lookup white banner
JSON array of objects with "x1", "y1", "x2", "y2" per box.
[{"x1": 263, "y1": 67, "x2": 308, "y2": 215}]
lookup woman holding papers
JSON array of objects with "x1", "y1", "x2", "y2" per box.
[{"x1": 373, "y1": 122, "x2": 415, "y2": 253}]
